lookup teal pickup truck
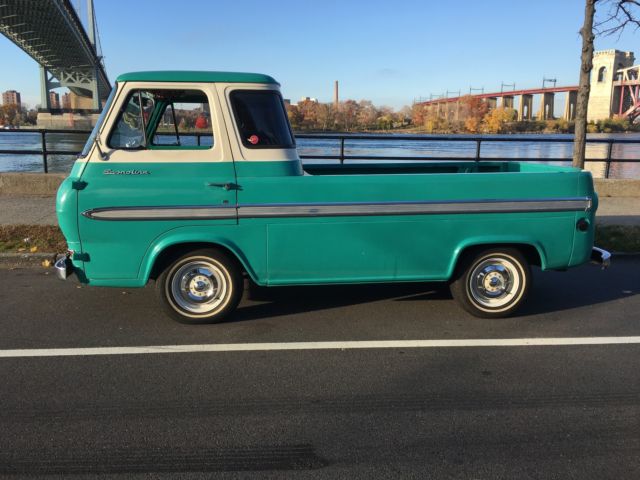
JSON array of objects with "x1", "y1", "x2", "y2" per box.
[{"x1": 55, "y1": 71, "x2": 610, "y2": 322}]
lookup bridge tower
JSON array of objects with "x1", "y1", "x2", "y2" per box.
[
  {"x1": 0, "y1": 0, "x2": 110, "y2": 128},
  {"x1": 588, "y1": 50, "x2": 635, "y2": 121},
  {"x1": 40, "y1": 0, "x2": 102, "y2": 113}
]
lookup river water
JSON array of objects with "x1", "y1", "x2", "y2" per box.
[{"x1": 1, "y1": 131, "x2": 639, "y2": 178}]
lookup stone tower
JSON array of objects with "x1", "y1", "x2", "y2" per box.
[{"x1": 588, "y1": 49, "x2": 635, "y2": 121}]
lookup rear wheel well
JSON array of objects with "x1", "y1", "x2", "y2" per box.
[
  {"x1": 455, "y1": 243, "x2": 541, "y2": 275},
  {"x1": 149, "y1": 242, "x2": 244, "y2": 281}
]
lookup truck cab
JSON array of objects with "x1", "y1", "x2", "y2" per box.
[{"x1": 56, "y1": 71, "x2": 609, "y2": 322}]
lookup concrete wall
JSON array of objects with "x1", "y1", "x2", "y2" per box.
[
  {"x1": 37, "y1": 112, "x2": 100, "y2": 129},
  {"x1": 594, "y1": 179, "x2": 640, "y2": 197},
  {"x1": 0, "y1": 173, "x2": 66, "y2": 195}
]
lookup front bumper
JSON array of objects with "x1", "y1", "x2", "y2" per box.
[
  {"x1": 590, "y1": 246, "x2": 611, "y2": 269},
  {"x1": 54, "y1": 254, "x2": 74, "y2": 280}
]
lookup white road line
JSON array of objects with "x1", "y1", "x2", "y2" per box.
[{"x1": 0, "y1": 337, "x2": 640, "y2": 358}]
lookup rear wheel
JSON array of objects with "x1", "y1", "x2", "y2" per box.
[
  {"x1": 157, "y1": 249, "x2": 243, "y2": 324},
  {"x1": 450, "y1": 248, "x2": 531, "y2": 318}
]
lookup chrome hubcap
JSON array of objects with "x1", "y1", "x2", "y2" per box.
[
  {"x1": 170, "y1": 260, "x2": 228, "y2": 314},
  {"x1": 469, "y1": 257, "x2": 521, "y2": 309}
]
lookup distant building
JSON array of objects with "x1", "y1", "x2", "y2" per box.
[
  {"x1": 299, "y1": 97, "x2": 318, "y2": 104},
  {"x1": 67, "y1": 91, "x2": 94, "y2": 110},
  {"x1": 49, "y1": 91, "x2": 60, "y2": 109},
  {"x1": 2, "y1": 90, "x2": 21, "y2": 107},
  {"x1": 62, "y1": 93, "x2": 71, "y2": 109}
]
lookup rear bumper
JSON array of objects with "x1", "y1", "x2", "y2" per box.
[{"x1": 590, "y1": 246, "x2": 611, "y2": 269}]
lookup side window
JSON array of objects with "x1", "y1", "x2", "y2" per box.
[
  {"x1": 230, "y1": 90, "x2": 295, "y2": 149},
  {"x1": 108, "y1": 89, "x2": 213, "y2": 150}
]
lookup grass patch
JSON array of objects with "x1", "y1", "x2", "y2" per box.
[
  {"x1": 0, "y1": 225, "x2": 66, "y2": 253},
  {"x1": 595, "y1": 225, "x2": 640, "y2": 253}
]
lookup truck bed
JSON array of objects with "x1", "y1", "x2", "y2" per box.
[{"x1": 303, "y1": 161, "x2": 575, "y2": 176}]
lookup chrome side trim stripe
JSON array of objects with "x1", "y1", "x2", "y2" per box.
[
  {"x1": 82, "y1": 197, "x2": 591, "y2": 221},
  {"x1": 238, "y1": 198, "x2": 592, "y2": 218},
  {"x1": 82, "y1": 206, "x2": 237, "y2": 221}
]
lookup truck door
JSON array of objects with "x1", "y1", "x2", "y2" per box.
[{"x1": 76, "y1": 83, "x2": 237, "y2": 281}]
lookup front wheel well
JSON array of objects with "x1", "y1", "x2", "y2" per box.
[{"x1": 148, "y1": 242, "x2": 244, "y2": 281}]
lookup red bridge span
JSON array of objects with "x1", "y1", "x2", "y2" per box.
[
  {"x1": 417, "y1": 86, "x2": 579, "y2": 121},
  {"x1": 417, "y1": 49, "x2": 640, "y2": 123}
]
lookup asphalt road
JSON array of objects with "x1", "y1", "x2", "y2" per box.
[{"x1": 0, "y1": 257, "x2": 638, "y2": 479}]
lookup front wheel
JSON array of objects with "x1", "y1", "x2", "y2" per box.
[
  {"x1": 450, "y1": 248, "x2": 531, "y2": 318},
  {"x1": 157, "y1": 249, "x2": 243, "y2": 324}
]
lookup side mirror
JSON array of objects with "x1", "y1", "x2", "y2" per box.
[{"x1": 95, "y1": 135, "x2": 108, "y2": 161}]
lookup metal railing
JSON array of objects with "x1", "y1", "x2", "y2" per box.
[
  {"x1": 0, "y1": 129, "x2": 638, "y2": 178},
  {"x1": 0, "y1": 128, "x2": 92, "y2": 174},
  {"x1": 296, "y1": 134, "x2": 640, "y2": 179}
]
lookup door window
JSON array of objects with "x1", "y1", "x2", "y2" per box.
[{"x1": 108, "y1": 89, "x2": 213, "y2": 150}]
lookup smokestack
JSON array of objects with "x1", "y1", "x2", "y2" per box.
[{"x1": 334, "y1": 81, "x2": 339, "y2": 107}]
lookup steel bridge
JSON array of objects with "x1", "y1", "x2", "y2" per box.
[
  {"x1": 417, "y1": 50, "x2": 640, "y2": 123},
  {"x1": 0, "y1": 0, "x2": 110, "y2": 112},
  {"x1": 417, "y1": 86, "x2": 579, "y2": 122},
  {"x1": 614, "y1": 65, "x2": 640, "y2": 120}
]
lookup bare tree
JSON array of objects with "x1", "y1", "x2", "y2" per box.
[{"x1": 573, "y1": 0, "x2": 640, "y2": 168}]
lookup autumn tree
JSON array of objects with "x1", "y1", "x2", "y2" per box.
[
  {"x1": 286, "y1": 104, "x2": 303, "y2": 130},
  {"x1": 338, "y1": 100, "x2": 359, "y2": 131},
  {"x1": 297, "y1": 99, "x2": 319, "y2": 130},
  {"x1": 397, "y1": 105, "x2": 413, "y2": 126},
  {"x1": 423, "y1": 109, "x2": 452, "y2": 133},
  {"x1": 0, "y1": 104, "x2": 28, "y2": 127},
  {"x1": 411, "y1": 103, "x2": 426, "y2": 126},
  {"x1": 285, "y1": 99, "x2": 412, "y2": 132},
  {"x1": 357, "y1": 100, "x2": 378, "y2": 129},
  {"x1": 573, "y1": 0, "x2": 640, "y2": 168},
  {"x1": 459, "y1": 96, "x2": 488, "y2": 133},
  {"x1": 316, "y1": 103, "x2": 336, "y2": 131},
  {"x1": 377, "y1": 106, "x2": 395, "y2": 130},
  {"x1": 483, "y1": 108, "x2": 517, "y2": 133}
]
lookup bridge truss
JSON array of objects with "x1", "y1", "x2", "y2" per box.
[
  {"x1": 0, "y1": 0, "x2": 110, "y2": 110},
  {"x1": 614, "y1": 66, "x2": 640, "y2": 121}
]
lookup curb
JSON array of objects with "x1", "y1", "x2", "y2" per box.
[{"x1": 0, "y1": 252, "x2": 58, "y2": 268}]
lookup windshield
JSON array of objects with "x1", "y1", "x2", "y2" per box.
[{"x1": 79, "y1": 86, "x2": 117, "y2": 158}]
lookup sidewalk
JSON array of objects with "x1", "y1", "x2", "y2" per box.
[
  {"x1": 0, "y1": 193, "x2": 638, "y2": 227},
  {"x1": 0, "y1": 195, "x2": 57, "y2": 226}
]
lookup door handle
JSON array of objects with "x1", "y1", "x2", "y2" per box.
[{"x1": 206, "y1": 182, "x2": 240, "y2": 191}]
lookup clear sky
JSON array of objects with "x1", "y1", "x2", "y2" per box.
[{"x1": 1, "y1": 0, "x2": 639, "y2": 109}]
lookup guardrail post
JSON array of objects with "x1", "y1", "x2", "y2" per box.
[
  {"x1": 340, "y1": 138, "x2": 345, "y2": 164},
  {"x1": 475, "y1": 139, "x2": 482, "y2": 165},
  {"x1": 41, "y1": 130, "x2": 48, "y2": 173},
  {"x1": 197, "y1": 134, "x2": 201, "y2": 146},
  {"x1": 604, "y1": 141, "x2": 613, "y2": 179}
]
